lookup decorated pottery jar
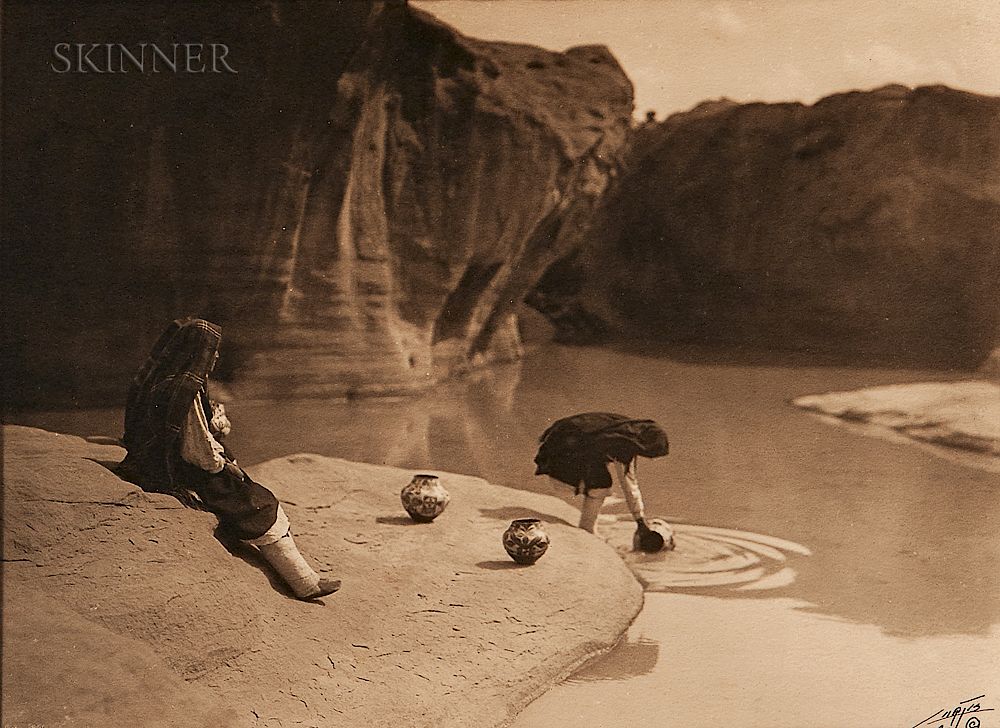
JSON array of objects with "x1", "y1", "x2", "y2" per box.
[
  {"x1": 502, "y1": 518, "x2": 550, "y2": 565},
  {"x1": 400, "y1": 474, "x2": 450, "y2": 523},
  {"x1": 633, "y1": 517, "x2": 675, "y2": 553}
]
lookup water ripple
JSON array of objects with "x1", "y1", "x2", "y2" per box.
[{"x1": 599, "y1": 517, "x2": 810, "y2": 592}]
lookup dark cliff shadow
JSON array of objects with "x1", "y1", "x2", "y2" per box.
[{"x1": 478, "y1": 506, "x2": 573, "y2": 528}]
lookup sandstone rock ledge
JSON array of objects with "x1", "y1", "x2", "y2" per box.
[
  {"x1": 2, "y1": 426, "x2": 641, "y2": 727},
  {"x1": 793, "y1": 380, "x2": 1000, "y2": 472}
]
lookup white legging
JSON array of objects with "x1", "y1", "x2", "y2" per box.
[{"x1": 576, "y1": 459, "x2": 646, "y2": 532}]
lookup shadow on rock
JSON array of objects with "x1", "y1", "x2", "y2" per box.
[
  {"x1": 212, "y1": 524, "x2": 308, "y2": 602},
  {"x1": 476, "y1": 560, "x2": 533, "y2": 570},
  {"x1": 91, "y1": 457, "x2": 304, "y2": 601},
  {"x1": 88, "y1": 458, "x2": 129, "y2": 474},
  {"x1": 375, "y1": 515, "x2": 425, "y2": 526}
]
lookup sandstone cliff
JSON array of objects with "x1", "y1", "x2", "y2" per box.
[
  {"x1": 530, "y1": 85, "x2": 1000, "y2": 368},
  {"x1": 2, "y1": 1, "x2": 632, "y2": 407}
]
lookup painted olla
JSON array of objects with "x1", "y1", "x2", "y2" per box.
[
  {"x1": 503, "y1": 518, "x2": 550, "y2": 564},
  {"x1": 633, "y1": 518, "x2": 676, "y2": 553},
  {"x1": 401, "y1": 474, "x2": 450, "y2": 523}
]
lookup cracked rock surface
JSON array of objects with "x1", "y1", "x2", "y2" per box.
[{"x1": 2, "y1": 426, "x2": 642, "y2": 727}]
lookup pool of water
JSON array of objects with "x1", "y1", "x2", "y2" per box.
[{"x1": 11, "y1": 342, "x2": 1000, "y2": 725}]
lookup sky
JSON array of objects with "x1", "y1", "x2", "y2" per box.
[{"x1": 412, "y1": 0, "x2": 1000, "y2": 118}]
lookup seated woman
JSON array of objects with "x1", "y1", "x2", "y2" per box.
[
  {"x1": 117, "y1": 318, "x2": 340, "y2": 600},
  {"x1": 533, "y1": 412, "x2": 670, "y2": 547}
]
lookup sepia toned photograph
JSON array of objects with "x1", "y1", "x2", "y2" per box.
[{"x1": 2, "y1": 1, "x2": 998, "y2": 726}]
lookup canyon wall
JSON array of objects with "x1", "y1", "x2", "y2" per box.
[
  {"x1": 530, "y1": 85, "x2": 1000, "y2": 369},
  {"x1": 2, "y1": 1, "x2": 632, "y2": 407}
]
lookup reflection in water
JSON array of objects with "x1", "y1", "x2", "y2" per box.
[
  {"x1": 229, "y1": 361, "x2": 532, "y2": 482},
  {"x1": 266, "y1": 347, "x2": 979, "y2": 640},
  {"x1": 512, "y1": 592, "x2": 1000, "y2": 728},
  {"x1": 9, "y1": 343, "x2": 1000, "y2": 640},
  {"x1": 566, "y1": 638, "x2": 659, "y2": 683},
  {"x1": 15, "y1": 342, "x2": 1000, "y2": 728}
]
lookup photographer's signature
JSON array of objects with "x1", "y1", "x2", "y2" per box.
[{"x1": 912, "y1": 695, "x2": 994, "y2": 728}]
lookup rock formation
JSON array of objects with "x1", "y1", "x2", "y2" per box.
[
  {"x1": 794, "y1": 380, "x2": 1000, "y2": 461},
  {"x1": 3, "y1": 426, "x2": 642, "y2": 726},
  {"x1": 530, "y1": 85, "x2": 1000, "y2": 369},
  {"x1": 2, "y1": 1, "x2": 632, "y2": 407}
]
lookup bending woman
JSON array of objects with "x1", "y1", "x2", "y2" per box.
[
  {"x1": 117, "y1": 318, "x2": 340, "y2": 600},
  {"x1": 534, "y1": 412, "x2": 669, "y2": 536}
]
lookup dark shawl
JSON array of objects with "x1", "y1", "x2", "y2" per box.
[
  {"x1": 118, "y1": 318, "x2": 222, "y2": 494},
  {"x1": 534, "y1": 412, "x2": 668, "y2": 494}
]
